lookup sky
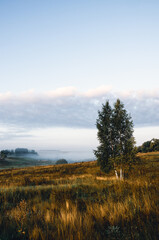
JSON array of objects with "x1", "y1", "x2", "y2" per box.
[{"x1": 0, "y1": 0, "x2": 159, "y2": 154}]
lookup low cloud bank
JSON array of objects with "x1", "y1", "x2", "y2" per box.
[{"x1": 0, "y1": 87, "x2": 159, "y2": 129}]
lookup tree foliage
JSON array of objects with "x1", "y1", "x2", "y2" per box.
[
  {"x1": 94, "y1": 101, "x2": 113, "y2": 172},
  {"x1": 0, "y1": 150, "x2": 10, "y2": 160},
  {"x1": 94, "y1": 99, "x2": 136, "y2": 173},
  {"x1": 137, "y1": 138, "x2": 159, "y2": 153}
]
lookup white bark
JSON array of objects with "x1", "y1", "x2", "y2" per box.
[
  {"x1": 120, "y1": 168, "x2": 123, "y2": 180},
  {"x1": 115, "y1": 170, "x2": 119, "y2": 179}
]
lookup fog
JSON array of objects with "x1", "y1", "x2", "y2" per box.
[{"x1": 37, "y1": 150, "x2": 95, "y2": 163}]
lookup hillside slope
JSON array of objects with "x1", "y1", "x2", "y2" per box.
[{"x1": 0, "y1": 153, "x2": 158, "y2": 240}]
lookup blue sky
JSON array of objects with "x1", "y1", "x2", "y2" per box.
[{"x1": 0, "y1": 0, "x2": 159, "y2": 153}]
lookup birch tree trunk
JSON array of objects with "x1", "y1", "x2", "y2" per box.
[
  {"x1": 115, "y1": 170, "x2": 119, "y2": 179},
  {"x1": 120, "y1": 168, "x2": 123, "y2": 180}
]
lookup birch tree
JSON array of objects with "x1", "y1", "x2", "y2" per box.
[
  {"x1": 111, "y1": 99, "x2": 135, "y2": 179},
  {"x1": 94, "y1": 99, "x2": 136, "y2": 179},
  {"x1": 94, "y1": 101, "x2": 113, "y2": 173}
]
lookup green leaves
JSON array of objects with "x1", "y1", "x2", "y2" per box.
[
  {"x1": 94, "y1": 99, "x2": 135, "y2": 173},
  {"x1": 137, "y1": 138, "x2": 159, "y2": 153}
]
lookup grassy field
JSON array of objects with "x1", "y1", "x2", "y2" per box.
[
  {"x1": 0, "y1": 156, "x2": 56, "y2": 170},
  {"x1": 0, "y1": 153, "x2": 158, "y2": 240}
]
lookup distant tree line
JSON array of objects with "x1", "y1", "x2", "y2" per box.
[
  {"x1": 0, "y1": 148, "x2": 37, "y2": 160},
  {"x1": 137, "y1": 138, "x2": 159, "y2": 153}
]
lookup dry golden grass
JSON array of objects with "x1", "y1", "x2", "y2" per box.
[{"x1": 0, "y1": 154, "x2": 158, "y2": 239}]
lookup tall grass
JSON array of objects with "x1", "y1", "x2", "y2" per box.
[{"x1": 0, "y1": 153, "x2": 158, "y2": 239}]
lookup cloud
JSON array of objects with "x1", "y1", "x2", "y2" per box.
[
  {"x1": 84, "y1": 85, "x2": 112, "y2": 98},
  {"x1": 46, "y1": 87, "x2": 77, "y2": 98},
  {"x1": 0, "y1": 86, "x2": 159, "y2": 129},
  {"x1": 0, "y1": 124, "x2": 33, "y2": 141}
]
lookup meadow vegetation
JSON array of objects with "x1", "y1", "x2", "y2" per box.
[{"x1": 0, "y1": 153, "x2": 158, "y2": 239}]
